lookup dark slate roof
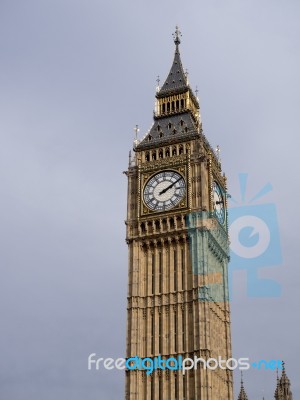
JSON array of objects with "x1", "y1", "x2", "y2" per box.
[
  {"x1": 136, "y1": 112, "x2": 199, "y2": 150},
  {"x1": 158, "y1": 44, "x2": 188, "y2": 97}
]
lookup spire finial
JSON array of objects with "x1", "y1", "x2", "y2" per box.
[
  {"x1": 282, "y1": 360, "x2": 286, "y2": 373},
  {"x1": 156, "y1": 75, "x2": 160, "y2": 92},
  {"x1": 133, "y1": 125, "x2": 140, "y2": 148},
  {"x1": 173, "y1": 25, "x2": 182, "y2": 46},
  {"x1": 241, "y1": 371, "x2": 244, "y2": 386},
  {"x1": 216, "y1": 145, "x2": 221, "y2": 161},
  {"x1": 134, "y1": 124, "x2": 139, "y2": 139}
]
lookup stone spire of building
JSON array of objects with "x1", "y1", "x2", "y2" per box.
[
  {"x1": 274, "y1": 362, "x2": 293, "y2": 400},
  {"x1": 137, "y1": 27, "x2": 201, "y2": 151},
  {"x1": 237, "y1": 372, "x2": 249, "y2": 400}
]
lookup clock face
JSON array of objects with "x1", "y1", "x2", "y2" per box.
[
  {"x1": 213, "y1": 181, "x2": 225, "y2": 224},
  {"x1": 143, "y1": 171, "x2": 186, "y2": 211}
]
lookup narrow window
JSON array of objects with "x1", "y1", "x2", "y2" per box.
[
  {"x1": 174, "y1": 309, "x2": 177, "y2": 353},
  {"x1": 151, "y1": 375, "x2": 155, "y2": 399},
  {"x1": 151, "y1": 312, "x2": 155, "y2": 355},
  {"x1": 182, "y1": 305, "x2": 185, "y2": 351},
  {"x1": 159, "y1": 252, "x2": 162, "y2": 293},
  {"x1": 158, "y1": 311, "x2": 163, "y2": 354},
  {"x1": 152, "y1": 253, "x2": 155, "y2": 294},
  {"x1": 174, "y1": 249, "x2": 177, "y2": 292},
  {"x1": 159, "y1": 374, "x2": 163, "y2": 399}
]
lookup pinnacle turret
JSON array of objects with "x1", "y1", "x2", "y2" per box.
[
  {"x1": 238, "y1": 373, "x2": 249, "y2": 400},
  {"x1": 274, "y1": 362, "x2": 293, "y2": 400}
]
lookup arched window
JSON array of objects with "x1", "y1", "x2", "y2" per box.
[
  {"x1": 145, "y1": 152, "x2": 150, "y2": 161},
  {"x1": 166, "y1": 148, "x2": 170, "y2": 157},
  {"x1": 172, "y1": 147, "x2": 177, "y2": 156},
  {"x1": 140, "y1": 222, "x2": 146, "y2": 234}
]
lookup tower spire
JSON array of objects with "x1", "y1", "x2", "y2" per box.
[
  {"x1": 274, "y1": 361, "x2": 293, "y2": 400},
  {"x1": 158, "y1": 26, "x2": 188, "y2": 96},
  {"x1": 238, "y1": 372, "x2": 249, "y2": 400},
  {"x1": 135, "y1": 28, "x2": 201, "y2": 150}
]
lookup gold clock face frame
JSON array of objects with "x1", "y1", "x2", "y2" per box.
[
  {"x1": 143, "y1": 170, "x2": 186, "y2": 212},
  {"x1": 212, "y1": 181, "x2": 225, "y2": 225}
]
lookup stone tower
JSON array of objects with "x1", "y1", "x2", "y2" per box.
[{"x1": 125, "y1": 28, "x2": 233, "y2": 400}]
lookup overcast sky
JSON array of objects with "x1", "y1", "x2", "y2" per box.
[{"x1": 0, "y1": 1, "x2": 299, "y2": 399}]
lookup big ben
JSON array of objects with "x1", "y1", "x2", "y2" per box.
[{"x1": 125, "y1": 28, "x2": 234, "y2": 400}]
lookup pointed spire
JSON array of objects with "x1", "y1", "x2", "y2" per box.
[
  {"x1": 158, "y1": 26, "x2": 189, "y2": 96},
  {"x1": 238, "y1": 372, "x2": 249, "y2": 400},
  {"x1": 275, "y1": 361, "x2": 293, "y2": 400},
  {"x1": 136, "y1": 28, "x2": 201, "y2": 151}
]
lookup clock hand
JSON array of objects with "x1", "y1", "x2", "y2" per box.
[{"x1": 159, "y1": 177, "x2": 182, "y2": 195}]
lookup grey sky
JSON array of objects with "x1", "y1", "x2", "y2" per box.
[{"x1": 0, "y1": 0, "x2": 299, "y2": 399}]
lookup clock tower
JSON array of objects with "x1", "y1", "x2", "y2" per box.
[{"x1": 125, "y1": 28, "x2": 233, "y2": 400}]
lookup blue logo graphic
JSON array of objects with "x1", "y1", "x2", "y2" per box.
[
  {"x1": 228, "y1": 173, "x2": 282, "y2": 297},
  {"x1": 186, "y1": 173, "x2": 282, "y2": 300}
]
